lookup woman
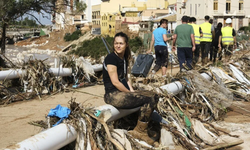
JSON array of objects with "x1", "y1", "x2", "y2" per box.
[
  {"x1": 103, "y1": 32, "x2": 159, "y2": 146},
  {"x1": 212, "y1": 22, "x2": 223, "y2": 63},
  {"x1": 147, "y1": 19, "x2": 173, "y2": 77}
]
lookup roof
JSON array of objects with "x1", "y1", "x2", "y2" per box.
[{"x1": 153, "y1": 14, "x2": 176, "y2": 22}]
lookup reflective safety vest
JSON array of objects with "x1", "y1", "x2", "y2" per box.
[
  {"x1": 221, "y1": 26, "x2": 234, "y2": 45},
  {"x1": 200, "y1": 22, "x2": 212, "y2": 42},
  {"x1": 191, "y1": 23, "x2": 200, "y2": 45}
]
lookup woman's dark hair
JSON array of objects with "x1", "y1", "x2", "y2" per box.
[
  {"x1": 160, "y1": 19, "x2": 168, "y2": 25},
  {"x1": 217, "y1": 22, "x2": 222, "y2": 29},
  {"x1": 113, "y1": 32, "x2": 131, "y2": 62}
]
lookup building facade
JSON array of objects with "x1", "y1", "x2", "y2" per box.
[
  {"x1": 180, "y1": 0, "x2": 250, "y2": 30},
  {"x1": 92, "y1": 4, "x2": 101, "y2": 34},
  {"x1": 53, "y1": 0, "x2": 92, "y2": 30},
  {"x1": 100, "y1": 0, "x2": 171, "y2": 36}
]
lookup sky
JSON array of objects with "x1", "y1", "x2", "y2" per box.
[{"x1": 34, "y1": 11, "x2": 52, "y2": 25}]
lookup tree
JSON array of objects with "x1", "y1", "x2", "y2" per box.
[{"x1": 0, "y1": 0, "x2": 86, "y2": 66}]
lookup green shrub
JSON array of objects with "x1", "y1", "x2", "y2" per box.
[
  {"x1": 239, "y1": 24, "x2": 250, "y2": 33},
  {"x1": 64, "y1": 30, "x2": 82, "y2": 41},
  {"x1": 129, "y1": 36, "x2": 143, "y2": 53},
  {"x1": 236, "y1": 34, "x2": 249, "y2": 41},
  {"x1": 69, "y1": 35, "x2": 144, "y2": 59},
  {"x1": 68, "y1": 36, "x2": 112, "y2": 59}
]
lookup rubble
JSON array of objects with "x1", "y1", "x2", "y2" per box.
[
  {"x1": 18, "y1": 49, "x2": 249, "y2": 150},
  {"x1": 2, "y1": 30, "x2": 250, "y2": 149}
]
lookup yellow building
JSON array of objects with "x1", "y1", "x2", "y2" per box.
[
  {"x1": 101, "y1": 14, "x2": 117, "y2": 36},
  {"x1": 100, "y1": 0, "x2": 170, "y2": 36}
]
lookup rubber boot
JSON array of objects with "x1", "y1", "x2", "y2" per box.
[
  {"x1": 128, "y1": 104, "x2": 159, "y2": 146},
  {"x1": 128, "y1": 120, "x2": 159, "y2": 146}
]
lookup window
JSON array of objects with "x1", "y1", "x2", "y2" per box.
[
  {"x1": 195, "y1": 4, "x2": 197, "y2": 15},
  {"x1": 239, "y1": 18, "x2": 243, "y2": 28},
  {"x1": 213, "y1": 1, "x2": 218, "y2": 10},
  {"x1": 239, "y1": 1, "x2": 243, "y2": 10},
  {"x1": 226, "y1": 0, "x2": 231, "y2": 13},
  {"x1": 190, "y1": 4, "x2": 192, "y2": 15}
]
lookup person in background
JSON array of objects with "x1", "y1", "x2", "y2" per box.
[
  {"x1": 147, "y1": 19, "x2": 173, "y2": 77},
  {"x1": 103, "y1": 32, "x2": 159, "y2": 146},
  {"x1": 172, "y1": 16, "x2": 195, "y2": 71},
  {"x1": 212, "y1": 22, "x2": 223, "y2": 63},
  {"x1": 200, "y1": 15, "x2": 214, "y2": 66},
  {"x1": 209, "y1": 19, "x2": 215, "y2": 61},
  {"x1": 218, "y1": 18, "x2": 237, "y2": 61},
  {"x1": 187, "y1": 16, "x2": 191, "y2": 25},
  {"x1": 190, "y1": 17, "x2": 203, "y2": 66}
]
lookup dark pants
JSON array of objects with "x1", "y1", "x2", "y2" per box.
[
  {"x1": 177, "y1": 47, "x2": 193, "y2": 70},
  {"x1": 212, "y1": 47, "x2": 222, "y2": 62},
  {"x1": 200, "y1": 42, "x2": 211, "y2": 59},
  {"x1": 209, "y1": 44, "x2": 214, "y2": 61},
  {"x1": 104, "y1": 91, "x2": 158, "y2": 122},
  {"x1": 193, "y1": 44, "x2": 200, "y2": 64},
  {"x1": 104, "y1": 91, "x2": 158, "y2": 109},
  {"x1": 153, "y1": 45, "x2": 168, "y2": 72}
]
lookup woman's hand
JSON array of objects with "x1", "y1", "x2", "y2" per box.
[
  {"x1": 146, "y1": 49, "x2": 152, "y2": 54},
  {"x1": 218, "y1": 43, "x2": 221, "y2": 48}
]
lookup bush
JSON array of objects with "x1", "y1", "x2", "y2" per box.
[
  {"x1": 69, "y1": 35, "x2": 144, "y2": 59},
  {"x1": 239, "y1": 24, "x2": 250, "y2": 33},
  {"x1": 129, "y1": 36, "x2": 143, "y2": 53},
  {"x1": 68, "y1": 36, "x2": 113, "y2": 60},
  {"x1": 64, "y1": 30, "x2": 82, "y2": 41}
]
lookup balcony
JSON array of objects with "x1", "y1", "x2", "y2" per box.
[
  {"x1": 236, "y1": 10, "x2": 245, "y2": 16},
  {"x1": 213, "y1": 10, "x2": 223, "y2": 16},
  {"x1": 223, "y1": 10, "x2": 236, "y2": 16}
]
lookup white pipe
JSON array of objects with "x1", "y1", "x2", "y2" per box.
[
  {"x1": 5, "y1": 123, "x2": 77, "y2": 150},
  {"x1": 7, "y1": 72, "x2": 212, "y2": 150},
  {"x1": 0, "y1": 69, "x2": 26, "y2": 80},
  {"x1": 0, "y1": 64, "x2": 103, "y2": 81},
  {"x1": 49, "y1": 68, "x2": 72, "y2": 77},
  {"x1": 92, "y1": 64, "x2": 103, "y2": 72},
  {"x1": 160, "y1": 72, "x2": 212, "y2": 95}
]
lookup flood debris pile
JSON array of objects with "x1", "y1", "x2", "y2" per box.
[
  {"x1": 0, "y1": 80, "x2": 30, "y2": 105},
  {"x1": 20, "y1": 58, "x2": 61, "y2": 98},
  {"x1": 36, "y1": 68, "x2": 247, "y2": 149},
  {"x1": 0, "y1": 56, "x2": 102, "y2": 105},
  {"x1": 26, "y1": 50, "x2": 250, "y2": 150}
]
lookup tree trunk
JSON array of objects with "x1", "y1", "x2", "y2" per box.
[
  {"x1": 1, "y1": 22, "x2": 6, "y2": 54},
  {"x1": 0, "y1": 22, "x2": 7, "y2": 68}
]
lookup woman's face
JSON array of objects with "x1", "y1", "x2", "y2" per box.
[{"x1": 114, "y1": 36, "x2": 127, "y2": 55}]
